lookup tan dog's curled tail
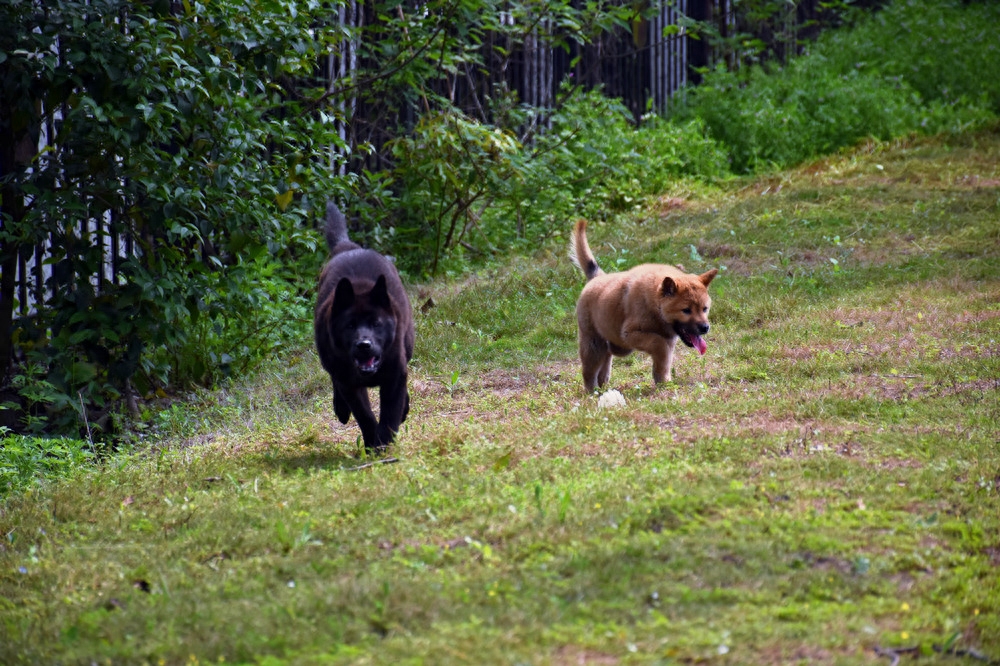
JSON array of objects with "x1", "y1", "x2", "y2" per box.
[{"x1": 569, "y1": 220, "x2": 603, "y2": 282}]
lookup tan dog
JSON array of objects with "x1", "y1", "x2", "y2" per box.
[{"x1": 569, "y1": 220, "x2": 717, "y2": 392}]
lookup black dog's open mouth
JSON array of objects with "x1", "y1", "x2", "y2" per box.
[
  {"x1": 675, "y1": 327, "x2": 708, "y2": 355},
  {"x1": 355, "y1": 354, "x2": 381, "y2": 374}
]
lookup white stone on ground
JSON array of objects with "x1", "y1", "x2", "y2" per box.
[{"x1": 597, "y1": 389, "x2": 626, "y2": 409}]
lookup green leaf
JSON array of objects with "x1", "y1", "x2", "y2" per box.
[
  {"x1": 275, "y1": 190, "x2": 294, "y2": 212},
  {"x1": 492, "y1": 449, "x2": 512, "y2": 472},
  {"x1": 68, "y1": 362, "x2": 98, "y2": 385},
  {"x1": 941, "y1": 631, "x2": 961, "y2": 652},
  {"x1": 68, "y1": 329, "x2": 96, "y2": 345}
]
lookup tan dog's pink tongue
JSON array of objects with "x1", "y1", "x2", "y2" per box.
[{"x1": 693, "y1": 336, "x2": 707, "y2": 355}]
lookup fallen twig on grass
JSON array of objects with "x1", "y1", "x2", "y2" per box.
[
  {"x1": 343, "y1": 457, "x2": 400, "y2": 472},
  {"x1": 875, "y1": 645, "x2": 917, "y2": 666},
  {"x1": 876, "y1": 644, "x2": 1000, "y2": 665}
]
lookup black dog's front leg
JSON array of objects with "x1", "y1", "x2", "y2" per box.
[
  {"x1": 376, "y1": 374, "x2": 409, "y2": 449},
  {"x1": 332, "y1": 382, "x2": 351, "y2": 424},
  {"x1": 334, "y1": 381, "x2": 378, "y2": 450}
]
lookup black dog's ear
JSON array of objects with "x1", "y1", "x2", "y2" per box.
[
  {"x1": 332, "y1": 277, "x2": 355, "y2": 314},
  {"x1": 660, "y1": 277, "x2": 677, "y2": 298},
  {"x1": 370, "y1": 275, "x2": 391, "y2": 309}
]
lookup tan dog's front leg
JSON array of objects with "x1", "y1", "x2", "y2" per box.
[
  {"x1": 623, "y1": 328, "x2": 676, "y2": 385},
  {"x1": 652, "y1": 336, "x2": 677, "y2": 384}
]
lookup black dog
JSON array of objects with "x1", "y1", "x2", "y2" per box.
[{"x1": 314, "y1": 202, "x2": 414, "y2": 451}]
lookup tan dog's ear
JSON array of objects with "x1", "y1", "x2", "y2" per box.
[
  {"x1": 699, "y1": 269, "x2": 719, "y2": 286},
  {"x1": 660, "y1": 277, "x2": 677, "y2": 297}
]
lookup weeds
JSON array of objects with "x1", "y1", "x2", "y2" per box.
[
  {"x1": 673, "y1": 0, "x2": 1000, "y2": 173},
  {"x1": 0, "y1": 431, "x2": 93, "y2": 496}
]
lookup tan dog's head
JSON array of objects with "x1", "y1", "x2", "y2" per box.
[{"x1": 660, "y1": 269, "x2": 718, "y2": 355}]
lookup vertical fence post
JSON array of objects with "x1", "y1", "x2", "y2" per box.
[{"x1": 687, "y1": 0, "x2": 710, "y2": 85}]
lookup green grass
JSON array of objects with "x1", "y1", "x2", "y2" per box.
[
  {"x1": 675, "y1": 0, "x2": 1000, "y2": 173},
  {"x1": 2, "y1": 127, "x2": 999, "y2": 665}
]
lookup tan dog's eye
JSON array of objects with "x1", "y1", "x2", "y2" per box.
[
  {"x1": 703, "y1": 307, "x2": 709, "y2": 313},
  {"x1": 683, "y1": 307, "x2": 692, "y2": 315}
]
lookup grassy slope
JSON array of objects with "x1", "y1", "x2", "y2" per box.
[{"x1": 2, "y1": 128, "x2": 999, "y2": 665}]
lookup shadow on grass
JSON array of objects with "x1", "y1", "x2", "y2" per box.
[{"x1": 251, "y1": 442, "x2": 401, "y2": 475}]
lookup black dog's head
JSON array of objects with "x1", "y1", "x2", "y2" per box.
[{"x1": 330, "y1": 275, "x2": 398, "y2": 377}]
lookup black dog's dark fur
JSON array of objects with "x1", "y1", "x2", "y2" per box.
[{"x1": 314, "y1": 202, "x2": 414, "y2": 451}]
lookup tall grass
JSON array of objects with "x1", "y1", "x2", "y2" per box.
[
  {"x1": 673, "y1": 0, "x2": 1000, "y2": 172},
  {"x1": 0, "y1": 433, "x2": 93, "y2": 497}
]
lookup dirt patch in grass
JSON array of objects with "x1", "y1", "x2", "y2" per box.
[
  {"x1": 878, "y1": 457, "x2": 925, "y2": 471},
  {"x1": 954, "y1": 175, "x2": 1000, "y2": 189},
  {"x1": 476, "y1": 365, "x2": 572, "y2": 394},
  {"x1": 630, "y1": 401, "x2": 965, "y2": 459},
  {"x1": 778, "y1": 295, "x2": 999, "y2": 364},
  {"x1": 823, "y1": 294, "x2": 998, "y2": 328},
  {"x1": 941, "y1": 378, "x2": 1000, "y2": 397},
  {"x1": 551, "y1": 437, "x2": 664, "y2": 461},
  {"x1": 754, "y1": 644, "x2": 841, "y2": 666},
  {"x1": 414, "y1": 362, "x2": 578, "y2": 396},
  {"x1": 552, "y1": 645, "x2": 620, "y2": 665},
  {"x1": 696, "y1": 241, "x2": 761, "y2": 276},
  {"x1": 653, "y1": 195, "x2": 691, "y2": 215}
]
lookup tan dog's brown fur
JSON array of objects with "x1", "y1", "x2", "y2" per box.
[{"x1": 570, "y1": 220, "x2": 717, "y2": 392}]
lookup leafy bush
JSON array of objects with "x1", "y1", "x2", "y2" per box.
[
  {"x1": 817, "y1": 0, "x2": 1000, "y2": 112},
  {"x1": 1, "y1": 1, "x2": 342, "y2": 435},
  {"x1": 678, "y1": 64, "x2": 923, "y2": 172},
  {"x1": 156, "y1": 251, "x2": 319, "y2": 389},
  {"x1": 503, "y1": 88, "x2": 726, "y2": 239},
  {"x1": 384, "y1": 110, "x2": 525, "y2": 276},
  {"x1": 375, "y1": 88, "x2": 728, "y2": 275},
  {"x1": 0, "y1": 432, "x2": 93, "y2": 498},
  {"x1": 675, "y1": 0, "x2": 1000, "y2": 173}
]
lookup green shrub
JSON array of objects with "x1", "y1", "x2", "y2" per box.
[
  {"x1": 383, "y1": 110, "x2": 525, "y2": 277},
  {"x1": 155, "y1": 253, "x2": 318, "y2": 389},
  {"x1": 817, "y1": 0, "x2": 1000, "y2": 112},
  {"x1": 375, "y1": 89, "x2": 727, "y2": 276},
  {"x1": 0, "y1": 432, "x2": 93, "y2": 498},
  {"x1": 680, "y1": 63, "x2": 923, "y2": 172},
  {"x1": 535, "y1": 87, "x2": 727, "y2": 205},
  {"x1": 483, "y1": 88, "x2": 727, "y2": 253},
  {"x1": 2, "y1": 0, "x2": 343, "y2": 436},
  {"x1": 676, "y1": 0, "x2": 1000, "y2": 173},
  {"x1": 500, "y1": 88, "x2": 648, "y2": 240}
]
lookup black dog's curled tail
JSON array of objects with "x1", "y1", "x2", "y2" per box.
[{"x1": 324, "y1": 200, "x2": 350, "y2": 251}]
